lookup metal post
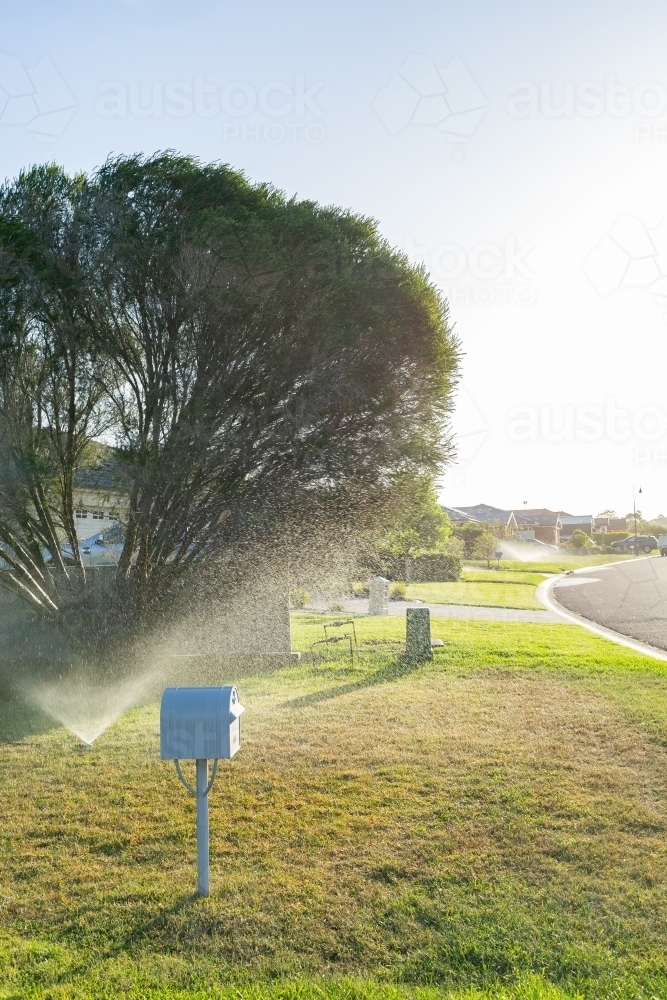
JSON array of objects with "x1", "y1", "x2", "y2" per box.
[{"x1": 196, "y1": 758, "x2": 210, "y2": 896}]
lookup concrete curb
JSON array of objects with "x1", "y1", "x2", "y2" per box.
[{"x1": 536, "y1": 562, "x2": 667, "y2": 663}]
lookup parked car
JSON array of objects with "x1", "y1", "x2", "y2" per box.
[
  {"x1": 610, "y1": 535, "x2": 658, "y2": 554},
  {"x1": 60, "y1": 525, "x2": 125, "y2": 566},
  {"x1": 658, "y1": 534, "x2": 667, "y2": 556}
]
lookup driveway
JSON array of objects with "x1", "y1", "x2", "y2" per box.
[{"x1": 551, "y1": 556, "x2": 667, "y2": 650}]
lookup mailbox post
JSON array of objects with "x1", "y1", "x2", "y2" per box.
[
  {"x1": 160, "y1": 685, "x2": 245, "y2": 896},
  {"x1": 405, "y1": 607, "x2": 433, "y2": 662},
  {"x1": 196, "y1": 758, "x2": 210, "y2": 896},
  {"x1": 369, "y1": 576, "x2": 389, "y2": 616}
]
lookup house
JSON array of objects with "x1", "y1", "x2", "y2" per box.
[
  {"x1": 72, "y1": 458, "x2": 129, "y2": 542},
  {"x1": 444, "y1": 504, "x2": 561, "y2": 545},
  {"x1": 514, "y1": 508, "x2": 562, "y2": 547},
  {"x1": 440, "y1": 502, "x2": 629, "y2": 546},
  {"x1": 558, "y1": 514, "x2": 593, "y2": 540},
  {"x1": 442, "y1": 504, "x2": 518, "y2": 537},
  {"x1": 593, "y1": 516, "x2": 627, "y2": 533}
]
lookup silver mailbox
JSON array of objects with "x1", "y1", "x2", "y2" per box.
[{"x1": 160, "y1": 685, "x2": 245, "y2": 760}]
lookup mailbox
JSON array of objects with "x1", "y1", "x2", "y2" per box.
[
  {"x1": 160, "y1": 684, "x2": 246, "y2": 897},
  {"x1": 160, "y1": 685, "x2": 245, "y2": 761}
]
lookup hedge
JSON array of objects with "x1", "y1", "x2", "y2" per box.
[{"x1": 384, "y1": 553, "x2": 462, "y2": 582}]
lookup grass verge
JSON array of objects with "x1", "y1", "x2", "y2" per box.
[
  {"x1": 466, "y1": 556, "x2": 636, "y2": 575},
  {"x1": 404, "y1": 581, "x2": 543, "y2": 610},
  {"x1": 2, "y1": 615, "x2": 667, "y2": 998},
  {"x1": 459, "y1": 571, "x2": 548, "y2": 587}
]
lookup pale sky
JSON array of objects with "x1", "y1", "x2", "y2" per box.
[{"x1": 3, "y1": 0, "x2": 667, "y2": 518}]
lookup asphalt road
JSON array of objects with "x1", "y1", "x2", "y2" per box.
[{"x1": 553, "y1": 556, "x2": 667, "y2": 650}]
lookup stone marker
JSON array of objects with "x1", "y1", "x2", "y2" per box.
[
  {"x1": 368, "y1": 576, "x2": 389, "y2": 616},
  {"x1": 405, "y1": 607, "x2": 433, "y2": 662}
]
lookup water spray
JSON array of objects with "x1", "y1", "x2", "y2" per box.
[
  {"x1": 160, "y1": 685, "x2": 245, "y2": 896},
  {"x1": 27, "y1": 671, "x2": 158, "y2": 745}
]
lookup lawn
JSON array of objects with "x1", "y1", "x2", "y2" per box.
[
  {"x1": 466, "y1": 555, "x2": 636, "y2": 575},
  {"x1": 405, "y1": 581, "x2": 544, "y2": 610},
  {"x1": 460, "y1": 571, "x2": 548, "y2": 586},
  {"x1": 3, "y1": 614, "x2": 667, "y2": 998}
]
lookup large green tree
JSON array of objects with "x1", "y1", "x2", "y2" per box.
[
  {"x1": 381, "y1": 472, "x2": 452, "y2": 581},
  {"x1": 0, "y1": 154, "x2": 460, "y2": 657}
]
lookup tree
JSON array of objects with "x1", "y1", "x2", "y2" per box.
[
  {"x1": 624, "y1": 511, "x2": 662, "y2": 536},
  {"x1": 597, "y1": 509, "x2": 617, "y2": 518},
  {"x1": 630, "y1": 517, "x2": 663, "y2": 536},
  {"x1": 571, "y1": 529, "x2": 588, "y2": 549},
  {"x1": 472, "y1": 528, "x2": 500, "y2": 568},
  {"x1": 0, "y1": 165, "x2": 112, "y2": 642},
  {"x1": 381, "y1": 473, "x2": 451, "y2": 581},
  {"x1": 0, "y1": 154, "x2": 461, "y2": 659},
  {"x1": 452, "y1": 520, "x2": 502, "y2": 559}
]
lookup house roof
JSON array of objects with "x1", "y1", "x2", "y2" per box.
[
  {"x1": 441, "y1": 506, "x2": 481, "y2": 524},
  {"x1": 74, "y1": 455, "x2": 130, "y2": 494},
  {"x1": 442, "y1": 503, "x2": 596, "y2": 533},
  {"x1": 444, "y1": 504, "x2": 516, "y2": 526},
  {"x1": 515, "y1": 509, "x2": 561, "y2": 528}
]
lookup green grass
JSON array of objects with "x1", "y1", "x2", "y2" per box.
[
  {"x1": 3, "y1": 615, "x2": 667, "y2": 997},
  {"x1": 466, "y1": 555, "x2": 636, "y2": 575},
  {"x1": 460, "y1": 571, "x2": 548, "y2": 586},
  {"x1": 405, "y1": 582, "x2": 543, "y2": 610}
]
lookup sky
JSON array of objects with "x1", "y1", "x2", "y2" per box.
[{"x1": 3, "y1": 0, "x2": 667, "y2": 518}]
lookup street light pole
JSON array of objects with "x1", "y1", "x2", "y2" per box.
[{"x1": 633, "y1": 485, "x2": 643, "y2": 556}]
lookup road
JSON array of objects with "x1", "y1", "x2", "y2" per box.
[{"x1": 552, "y1": 556, "x2": 667, "y2": 650}]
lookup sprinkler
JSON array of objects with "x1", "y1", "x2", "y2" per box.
[{"x1": 160, "y1": 685, "x2": 245, "y2": 896}]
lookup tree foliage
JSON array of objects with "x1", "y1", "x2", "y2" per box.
[
  {"x1": 472, "y1": 529, "x2": 500, "y2": 567},
  {"x1": 0, "y1": 154, "x2": 460, "y2": 656},
  {"x1": 452, "y1": 521, "x2": 502, "y2": 560},
  {"x1": 382, "y1": 473, "x2": 451, "y2": 557},
  {"x1": 380, "y1": 472, "x2": 452, "y2": 582},
  {"x1": 571, "y1": 529, "x2": 589, "y2": 549}
]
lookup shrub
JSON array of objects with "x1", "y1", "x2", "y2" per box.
[
  {"x1": 452, "y1": 521, "x2": 503, "y2": 558},
  {"x1": 389, "y1": 581, "x2": 407, "y2": 600},
  {"x1": 291, "y1": 587, "x2": 311, "y2": 609},
  {"x1": 592, "y1": 531, "x2": 630, "y2": 546},
  {"x1": 443, "y1": 535, "x2": 465, "y2": 557},
  {"x1": 378, "y1": 552, "x2": 462, "y2": 583},
  {"x1": 406, "y1": 553, "x2": 462, "y2": 582},
  {"x1": 351, "y1": 581, "x2": 370, "y2": 597},
  {"x1": 571, "y1": 529, "x2": 589, "y2": 550}
]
